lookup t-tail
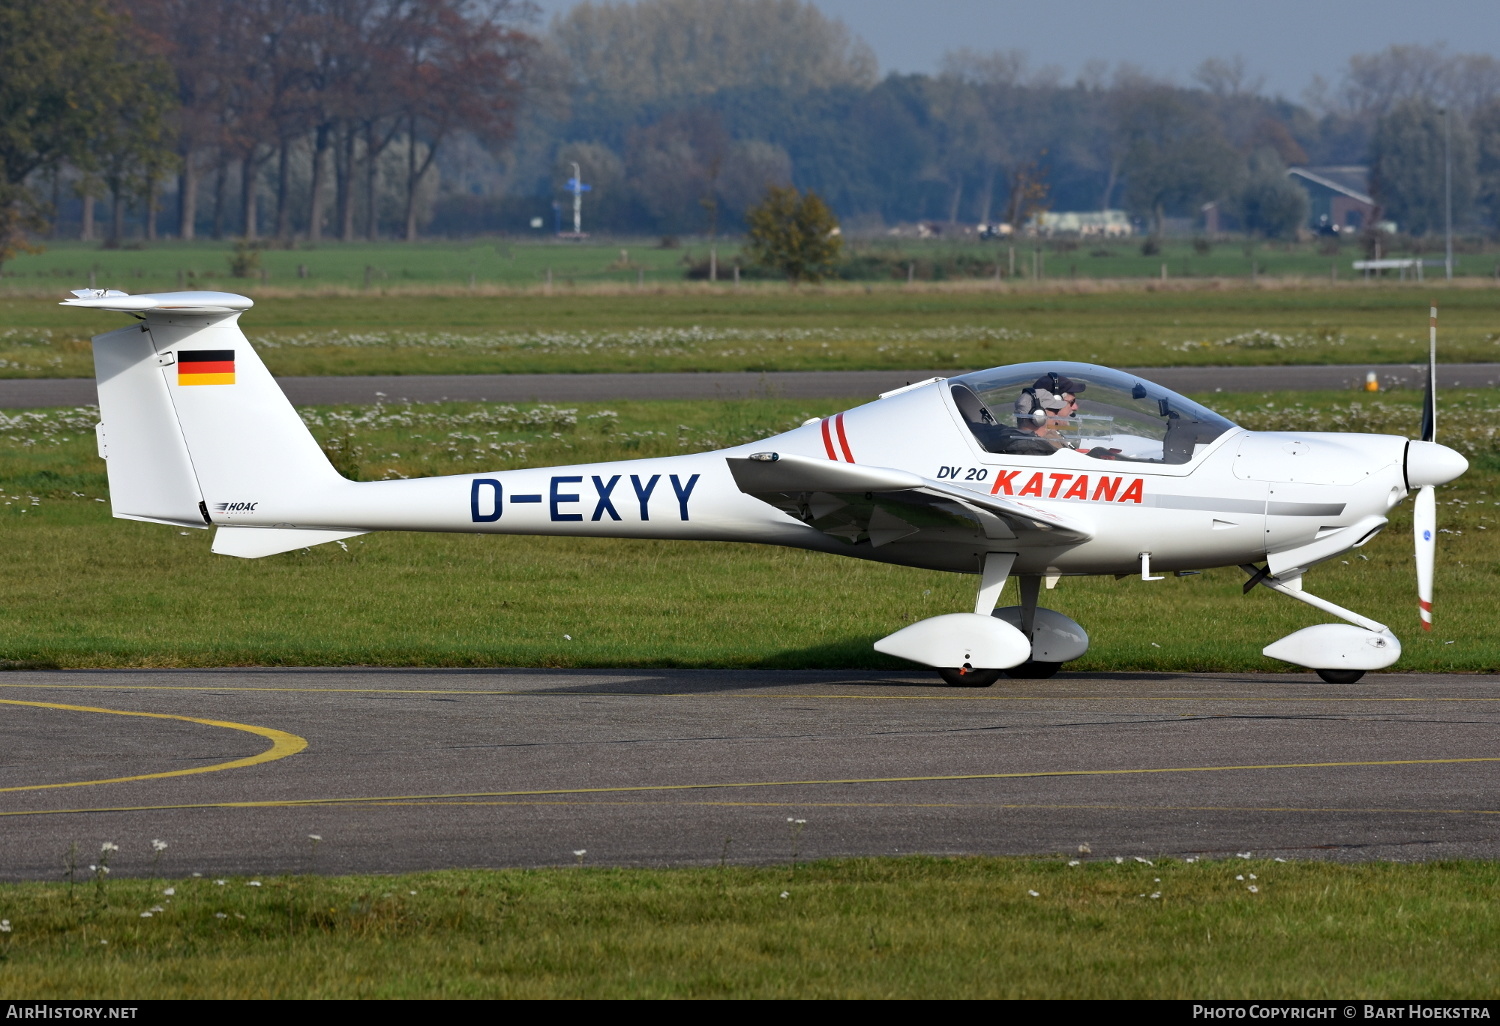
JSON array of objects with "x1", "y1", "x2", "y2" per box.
[{"x1": 73, "y1": 289, "x2": 364, "y2": 557}]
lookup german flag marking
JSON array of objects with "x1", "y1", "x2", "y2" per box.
[{"x1": 177, "y1": 349, "x2": 235, "y2": 385}]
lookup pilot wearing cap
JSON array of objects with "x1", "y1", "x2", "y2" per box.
[{"x1": 1013, "y1": 373, "x2": 1085, "y2": 448}]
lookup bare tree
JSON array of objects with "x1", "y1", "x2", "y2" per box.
[{"x1": 390, "y1": 0, "x2": 533, "y2": 241}]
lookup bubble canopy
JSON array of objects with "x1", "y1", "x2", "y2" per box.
[{"x1": 947, "y1": 361, "x2": 1239, "y2": 465}]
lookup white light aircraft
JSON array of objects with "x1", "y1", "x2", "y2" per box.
[{"x1": 66, "y1": 289, "x2": 1468, "y2": 685}]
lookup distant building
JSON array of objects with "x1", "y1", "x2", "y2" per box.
[
  {"x1": 1287, "y1": 166, "x2": 1378, "y2": 233},
  {"x1": 1029, "y1": 210, "x2": 1132, "y2": 237}
]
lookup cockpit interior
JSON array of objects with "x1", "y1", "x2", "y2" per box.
[{"x1": 948, "y1": 362, "x2": 1237, "y2": 464}]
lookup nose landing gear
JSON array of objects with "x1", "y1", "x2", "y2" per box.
[{"x1": 938, "y1": 666, "x2": 1005, "y2": 688}]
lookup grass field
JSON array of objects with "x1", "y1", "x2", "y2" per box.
[
  {"x1": 3, "y1": 283, "x2": 1499, "y2": 378},
  {"x1": 1, "y1": 390, "x2": 1495, "y2": 672},
  {"x1": 1, "y1": 857, "x2": 1496, "y2": 997},
  {"x1": 5, "y1": 237, "x2": 1500, "y2": 295}
]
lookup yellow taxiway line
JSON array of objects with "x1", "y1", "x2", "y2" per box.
[
  {"x1": 2, "y1": 754, "x2": 1496, "y2": 818},
  {"x1": 0, "y1": 699, "x2": 307, "y2": 793}
]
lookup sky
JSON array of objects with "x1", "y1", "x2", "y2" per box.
[{"x1": 525, "y1": 0, "x2": 1500, "y2": 101}]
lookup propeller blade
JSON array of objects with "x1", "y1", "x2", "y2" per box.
[
  {"x1": 1414, "y1": 485, "x2": 1435, "y2": 630},
  {"x1": 1414, "y1": 304, "x2": 1439, "y2": 630},
  {"x1": 1420, "y1": 304, "x2": 1437, "y2": 442}
]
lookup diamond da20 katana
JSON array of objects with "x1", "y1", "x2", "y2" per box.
[{"x1": 67, "y1": 289, "x2": 1468, "y2": 685}]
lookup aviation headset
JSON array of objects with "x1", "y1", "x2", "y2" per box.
[{"x1": 1014, "y1": 372, "x2": 1084, "y2": 423}]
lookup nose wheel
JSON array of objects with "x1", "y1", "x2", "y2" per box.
[
  {"x1": 938, "y1": 666, "x2": 1004, "y2": 688},
  {"x1": 1316, "y1": 668, "x2": 1365, "y2": 684}
]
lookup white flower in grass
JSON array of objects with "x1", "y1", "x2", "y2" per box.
[
  {"x1": 150, "y1": 906, "x2": 164, "y2": 913},
  {"x1": 151, "y1": 840, "x2": 167, "y2": 852},
  {"x1": 139, "y1": 912, "x2": 152, "y2": 918},
  {"x1": 1248, "y1": 873, "x2": 1257, "y2": 880},
  {"x1": 214, "y1": 880, "x2": 226, "y2": 886},
  {"x1": 1150, "y1": 893, "x2": 1161, "y2": 899},
  {"x1": 1184, "y1": 857, "x2": 1196, "y2": 863},
  {"x1": 1027, "y1": 890, "x2": 1040, "y2": 897},
  {"x1": 0, "y1": 920, "x2": 11, "y2": 932},
  {"x1": 409, "y1": 891, "x2": 417, "y2": 896},
  {"x1": 572, "y1": 850, "x2": 586, "y2": 857},
  {"x1": 1067, "y1": 860, "x2": 1080, "y2": 867},
  {"x1": 308, "y1": 835, "x2": 322, "y2": 842},
  {"x1": 215, "y1": 913, "x2": 227, "y2": 919},
  {"x1": 779, "y1": 891, "x2": 789, "y2": 899},
  {"x1": 162, "y1": 888, "x2": 175, "y2": 896},
  {"x1": 1237, "y1": 852, "x2": 1252, "y2": 858},
  {"x1": 1077, "y1": 844, "x2": 1092, "y2": 854},
  {"x1": 1273, "y1": 858, "x2": 1287, "y2": 863},
  {"x1": 1134, "y1": 857, "x2": 1153, "y2": 865},
  {"x1": 1235, "y1": 874, "x2": 1244, "y2": 881},
  {"x1": 1248, "y1": 885, "x2": 1259, "y2": 894},
  {"x1": 100, "y1": 842, "x2": 119, "y2": 853},
  {"x1": 247, "y1": 881, "x2": 261, "y2": 887},
  {"x1": 1114, "y1": 857, "x2": 1124, "y2": 864}
]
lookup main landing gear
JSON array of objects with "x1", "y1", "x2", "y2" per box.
[{"x1": 872, "y1": 555, "x2": 1088, "y2": 688}]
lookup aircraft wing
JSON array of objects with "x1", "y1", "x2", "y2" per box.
[{"x1": 726, "y1": 453, "x2": 1093, "y2": 547}]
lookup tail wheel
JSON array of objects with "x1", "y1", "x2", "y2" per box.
[
  {"x1": 1316, "y1": 668, "x2": 1365, "y2": 684},
  {"x1": 1004, "y1": 660, "x2": 1061, "y2": 679},
  {"x1": 938, "y1": 667, "x2": 1004, "y2": 688}
]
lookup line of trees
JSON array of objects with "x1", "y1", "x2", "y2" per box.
[
  {"x1": 498, "y1": 17, "x2": 1500, "y2": 241},
  {"x1": 0, "y1": 0, "x2": 532, "y2": 257},
  {"x1": 5, "y1": 0, "x2": 1500, "y2": 252},
  {"x1": 141, "y1": 0, "x2": 532, "y2": 243}
]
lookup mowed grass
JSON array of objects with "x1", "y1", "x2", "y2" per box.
[
  {"x1": 1, "y1": 391, "x2": 1496, "y2": 672},
  {"x1": 1, "y1": 857, "x2": 1497, "y2": 997},
  {"x1": 3, "y1": 281, "x2": 1500, "y2": 378},
  {"x1": 8, "y1": 237, "x2": 1497, "y2": 295}
]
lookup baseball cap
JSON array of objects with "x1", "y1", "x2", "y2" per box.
[{"x1": 1032, "y1": 374, "x2": 1086, "y2": 395}]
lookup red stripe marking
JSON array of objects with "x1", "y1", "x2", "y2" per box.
[
  {"x1": 834, "y1": 413, "x2": 855, "y2": 463},
  {"x1": 820, "y1": 418, "x2": 837, "y2": 460},
  {"x1": 179, "y1": 361, "x2": 235, "y2": 375}
]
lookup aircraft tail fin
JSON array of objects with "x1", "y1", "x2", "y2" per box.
[{"x1": 75, "y1": 290, "x2": 350, "y2": 545}]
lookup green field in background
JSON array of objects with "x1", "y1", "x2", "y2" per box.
[
  {"x1": 3, "y1": 283, "x2": 1498, "y2": 378},
  {"x1": 4, "y1": 238, "x2": 1500, "y2": 295},
  {"x1": 2, "y1": 857, "x2": 1496, "y2": 998},
  {"x1": 1, "y1": 390, "x2": 1494, "y2": 672}
]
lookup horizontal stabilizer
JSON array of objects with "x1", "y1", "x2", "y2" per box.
[
  {"x1": 62, "y1": 290, "x2": 253, "y2": 316},
  {"x1": 212, "y1": 526, "x2": 368, "y2": 559}
]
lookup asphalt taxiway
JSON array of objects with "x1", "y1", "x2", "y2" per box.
[{"x1": 0, "y1": 668, "x2": 1496, "y2": 878}]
